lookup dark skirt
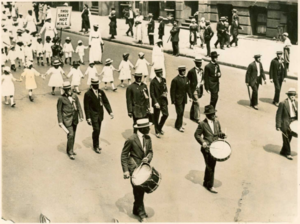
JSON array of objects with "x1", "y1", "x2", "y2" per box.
[
  {"x1": 109, "y1": 17, "x2": 117, "y2": 35},
  {"x1": 81, "y1": 9, "x2": 90, "y2": 30},
  {"x1": 190, "y1": 31, "x2": 197, "y2": 45}
]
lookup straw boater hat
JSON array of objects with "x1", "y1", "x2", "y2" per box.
[
  {"x1": 254, "y1": 54, "x2": 261, "y2": 58},
  {"x1": 194, "y1": 56, "x2": 202, "y2": 63},
  {"x1": 220, "y1": 17, "x2": 226, "y2": 21},
  {"x1": 178, "y1": 65, "x2": 186, "y2": 71},
  {"x1": 204, "y1": 105, "x2": 217, "y2": 114},
  {"x1": 286, "y1": 88, "x2": 297, "y2": 95},
  {"x1": 62, "y1": 81, "x2": 71, "y2": 90},
  {"x1": 91, "y1": 77, "x2": 100, "y2": 84},
  {"x1": 52, "y1": 60, "x2": 61, "y2": 66},
  {"x1": 66, "y1": 37, "x2": 71, "y2": 41},
  {"x1": 133, "y1": 73, "x2": 143, "y2": 77},
  {"x1": 105, "y1": 58, "x2": 113, "y2": 65},
  {"x1": 210, "y1": 51, "x2": 219, "y2": 58},
  {"x1": 276, "y1": 51, "x2": 283, "y2": 55},
  {"x1": 148, "y1": 13, "x2": 153, "y2": 17},
  {"x1": 154, "y1": 67, "x2": 163, "y2": 73},
  {"x1": 134, "y1": 118, "x2": 153, "y2": 128},
  {"x1": 191, "y1": 18, "x2": 196, "y2": 23},
  {"x1": 232, "y1": 9, "x2": 237, "y2": 13}
]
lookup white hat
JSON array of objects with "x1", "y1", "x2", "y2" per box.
[
  {"x1": 283, "y1": 32, "x2": 288, "y2": 37},
  {"x1": 78, "y1": 40, "x2": 83, "y2": 43},
  {"x1": 194, "y1": 56, "x2": 202, "y2": 62},
  {"x1": 63, "y1": 3, "x2": 69, "y2": 6},
  {"x1": 105, "y1": 58, "x2": 113, "y2": 65},
  {"x1": 3, "y1": 66, "x2": 10, "y2": 72},
  {"x1": 156, "y1": 39, "x2": 163, "y2": 43},
  {"x1": 134, "y1": 118, "x2": 153, "y2": 128},
  {"x1": 66, "y1": 37, "x2": 70, "y2": 40},
  {"x1": 286, "y1": 88, "x2": 297, "y2": 95},
  {"x1": 138, "y1": 52, "x2": 145, "y2": 57},
  {"x1": 191, "y1": 18, "x2": 196, "y2": 23}
]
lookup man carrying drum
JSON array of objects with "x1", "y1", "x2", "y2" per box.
[
  {"x1": 194, "y1": 105, "x2": 227, "y2": 194},
  {"x1": 121, "y1": 118, "x2": 154, "y2": 222},
  {"x1": 276, "y1": 88, "x2": 298, "y2": 160}
]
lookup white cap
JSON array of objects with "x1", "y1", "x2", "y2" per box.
[
  {"x1": 3, "y1": 66, "x2": 10, "y2": 72},
  {"x1": 78, "y1": 40, "x2": 83, "y2": 43}
]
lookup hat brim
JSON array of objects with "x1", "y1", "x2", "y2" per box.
[
  {"x1": 286, "y1": 92, "x2": 297, "y2": 95},
  {"x1": 53, "y1": 62, "x2": 61, "y2": 66},
  {"x1": 194, "y1": 60, "x2": 202, "y2": 62},
  {"x1": 204, "y1": 110, "x2": 217, "y2": 114},
  {"x1": 134, "y1": 122, "x2": 153, "y2": 128}
]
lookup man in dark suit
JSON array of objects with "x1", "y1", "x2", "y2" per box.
[
  {"x1": 125, "y1": 5, "x2": 135, "y2": 37},
  {"x1": 276, "y1": 88, "x2": 298, "y2": 160},
  {"x1": 126, "y1": 73, "x2": 150, "y2": 133},
  {"x1": 170, "y1": 65, "x2": 191, "y2": 132},
  {"x1": 84, "y1": 78, "x2": 114, "y2": 154},
  {"x1": 57, "y1": 81, "x2": 84, "y2": 160},
  {"x1": 215, "y1": 17, "x2": 226, "y2": 49},
  {"x1": 230, "y1": 15, "x2": 243, "y2": 47},
  {"x1": 187, "y1": 56, "x2": 203, "y2": 123},
  {"x1": 150, "y1": 67, "x2": 169, "y2": 138},
  {"x1": 269, "y1": 51, "x2": 287, "y2": 106},
  {"x1": 158, "y1": 16, "x2": 165, "y2": 44},
  {"x1": 203, "y1": 51, "x2": 221, "y2": 109},
  {"x1": 204, "y1": 20, "x2": 214, "y2": 57},
  {"x1": 170, "y1": 20, "x2": 180, "y2": 56},
  {"x1": 245, "y1": 54, "x2": 266, "y2": 110},
  {"x1": 194, "y1": 105, "x2": 226, "y2": 193},
  {"x1": 147, "y1": 13, "x2": 155, "y2": 45},
  {"x1": 121, "y1": 118, "x2": 154, "y2": 222}
]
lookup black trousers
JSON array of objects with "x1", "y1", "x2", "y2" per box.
[
  {"x1": 131, "y1": 182, "x2": 146, "y2": 218},
  {"x1": 92, "y1": 120, "x2": 102, "y2": 149},
  {"x1": 66, "y1": 124, "x2": 78, "y2": 155},
  {"x1": 127, "y1": 19, "x2": 134, "y2": 36},
  {"x1": 210, "y1": 92, "x2": 219, "y2": 108},
  {"x1": 172, "y1": 41, "x2": 179, "y2": 55},
  {"x1": 230, "y1": 34, "x2": 238, "y2": 46},
  {"x1": 250, "y1": 83, "x2": 259, "y2": 106},
  {"x1": 175, "y1": 102, "x2": 185, "y2": 130},
  {"x1": 205, "y1": 39, "x2": 211, "y2": 56},
  {"x1": 153, "y1": 104, "x2": 169, "y2": 134},
  {"x1": 216, "y1": 34, "x2": 224, "y2": 48},
  {"x1": 148, "y1": 35, "x2": 154, "y2": 45},
  {"x1": 201, "y1": 147, "x2": 216, "y2": 188},
  {"x1": 273, "y1": 78, "x2": 283, "y2": 103},
  {"x1": 280, "y1": 118, "x2": 297, "y2": 156}
]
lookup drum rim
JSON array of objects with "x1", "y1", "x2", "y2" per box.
[
  {"x1": 131, "y1": 163, "x2": 152, "y2": 186},
  {"x1": 210, "y1": 139, "x2": 232, "y2": 162},
  {"x1": 210, "y1": 139, "x2": 231, "y2": 148}
]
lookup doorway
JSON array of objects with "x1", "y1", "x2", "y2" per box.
[
  {"x1": 148, "y1": 1, "x2": 160, "y2": 20},
  {"x1": 250, "y1": 6, "x2": 267, "y2": 36},
  {"x1": 218, "y1": 4, "x2": 233, "y2": 24},
  {"x1": 287, "y1": 5, "x2": 298, "y2": 44},
  {"x1": 185, "y1": 1, "x2": 199, "y2": 16}
]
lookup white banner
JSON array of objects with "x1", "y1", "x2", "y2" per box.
[{"x1": 55, "y1": 6, "x2": 72, "y2": 28}]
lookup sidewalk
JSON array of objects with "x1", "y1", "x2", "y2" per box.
[{"x1": 58, "y1": 9, "x2": 298, "y2": 79}]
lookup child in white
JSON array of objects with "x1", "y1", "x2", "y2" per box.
[
  {"x1": 24, "y1": 42, "x2": 33, "y2": 67},
  {"x1": 135, "y1": 52, "x2": 152, "y2": 84},
  {"x1": 31, "y1": 32, "x2": 38, "y2": 58},
  {"x1": 67, "y1": 62, "x2": 84, "y2": 94},
  {"x1": 1, "y1": 66, "x2": 21, "y2": 107},
  {"x1": 35, "y1": 35, "x2": 44, "y2": 66},
  {"x1": 63, "y1": 37, "x2": 74, "y2": 65},
  {"x1": 85, "y1": 62, "x2": 98, "y2": 85},
  {"x1": 14, "y1": 30, "x2": 25, "y2": 68},
  {"x1": 75, "y1": 40, "x2": 89, "y2": 64},
  {"x1": 43, "y1": 36, "x2": 53, "y2": 65},
  {"x1": 45, "y1": 60, "x2": 67, "y2": 95},
  {"x1": 118, "y1": 53, "x2": 134, "y2": 87},
  {"x1": 8, "y1": 46, "x2": 18, "y2": 71},
  {"x1": 99, "y1": 58, "x2": 119, "y2": 91}
]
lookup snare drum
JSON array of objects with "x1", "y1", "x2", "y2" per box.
[
  {"x1": 131, "y1": 163, "x2": 162, "y2": 194},
  {"x1": 209, "y1": 140, "x2": 232, "y2": 162},
  {"x1": 290, "y1": 120, "x2": 298, "y2": 138}
]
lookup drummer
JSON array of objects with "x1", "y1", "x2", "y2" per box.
[
  {"x1": 194, "y1": 105, "x2": 226, "y2": 194},
  {"x1": 276, "y1": 88, "x2": 298, "y2": 160},
  {"x1": 121, "y1": 118, "x2": 154, "y2": 222}
]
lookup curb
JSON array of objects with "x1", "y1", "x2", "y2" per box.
[{"x1": 62, "y1": 28, "x2": 298, "y2": 81}]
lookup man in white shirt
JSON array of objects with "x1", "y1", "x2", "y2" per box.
[
  {"x1": 125, "y1": 5, "x2": 135, "y2": 37},
  {"x1": 276, "y1": 88, "x2": 298, "y2": 160},
  {"x1": 282, "y1": 32, "x2": 291, "y2": 70}
]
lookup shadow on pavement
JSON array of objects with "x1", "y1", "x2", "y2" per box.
[
  {"x1": 263, "y1": 144, "x2": 298, "y2": 156},
  {"x1": 115, "y1": 192, "x2": 155, "y2": 220},
  {"x1": 185, "y1": 170, "x2": 222, "y2": 188},
  {"x1": 259, "y1": 98, "x2": 274, "y2": 105},
  {"x1": 57, "y1": 142, "x2": 82, "y2": 154},
  {"x1": 122, "y1": 129, "x2": 133, "y2": 140},
  {"x1": 237, "y1": 99, "x2": 251, "y2": 108},
  {"x1": 82, "y1": 137, "x2": 111, "y2": 150}
]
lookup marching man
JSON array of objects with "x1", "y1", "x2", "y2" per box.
[{"x1": 89, "y1": 24, "x2": 104, "y2": 64}]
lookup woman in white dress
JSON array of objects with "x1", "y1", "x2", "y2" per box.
[
  {"x1": 67, "y1": 61, "x2": 84, "y2": 94},
  {"x1": 99, "y1": 58, "x2": 119, "y2": 91},
  {"x1": 1, "y1": 66, "x2": 21, "y2": 107},
  {"x1": 135, "y1": 52, "x2": 152, "y2": 84},
  {"x1": 135, "y1": 11, "x2": 144, "y2": 44},
  {"x1": 150, "y1": 39, "x2": 166, "y2": 79},
  {"x1": 25, "y1": 10, "x2": 37, "y2": 34},
  {"x1": 89, "y1": 24, "x2": 104, "y2": 64},
  {"x1": 45, "y1": 59, "x2": 67, "y2": 95},
  {"x1": 85, "y1": 62, "x2": 98, "y2": 85},
  {"x1": 118, "y1": 53, "x2": 134, "y2": 87}
]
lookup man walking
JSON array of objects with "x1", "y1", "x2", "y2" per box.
[
  {"x1": 269, "y1": 51, "x2": 287, "y2": 106},
  {"x1": 230, "y1": 15, "x2": 242, "y2": 47},
  {"x1": 126, "y1": 73, "x2": 150, "y2": 133},
  {"x1": 150, "y1": 67, "x2": 169, "y2": 138},
  {"x1": 158, "y1": 16, "x2": 165, "y2": 44},
  {"x1": 147, "y1": 13, "x2": 155, "y2": 45},
  {"x1": 203, "y1": 51, "x2": 221, "y2": 109},
  {"x1": 245, "y1": 54, "x2": 266, "y2": 110},
  {"x1": 170, "y1": 65, "x2": 190, "y2": 132},
  {"x1": 170, "y1": 20, "x2": 180, "y2": 56},
  {"x1": 84, "y1": 78, "x2": 114, "y2": 154},
  {"x1": 276, "y1": 88, "x2": 298, "y2": 160},
  {"x1": 57, "y1": 81, "x2": 84, "y2": 160},
  {"x1": 187, "y1": 56, "x2": 203, "y2": 123},
  {"x1": 204, "y1": 20, "x2": 214, "y2": 57},
  {"x1": 125, "y1": 5, "x2": 135, "y2": 37},
  {"x1": 215, "y1": 17, "x2": 225, "y2": 50}
]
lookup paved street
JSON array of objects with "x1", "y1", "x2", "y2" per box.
[{"x1": 2, "y1": 29, "x2": 298, "y2": 223}]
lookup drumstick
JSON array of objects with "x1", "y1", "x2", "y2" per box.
[{"x1": 281, "y1": 131, "x2": 289, "y2": 139}]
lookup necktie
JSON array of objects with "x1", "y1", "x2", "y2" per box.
[{"x1": 142, "y1": 135, "x2": 146, "y2": 152}]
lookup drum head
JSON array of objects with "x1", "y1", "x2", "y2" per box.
[
  {"x1": 132, "y1": 164, "x2": 152, "y2": 186},
  {"x1": 290, "y1": 120, "x2": 298, "y2": 133},
  {"x1": 210, "y1": 140, "x2": 231, "y2": 161}
]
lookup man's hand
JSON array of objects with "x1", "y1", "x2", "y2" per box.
[
  {"x1": 207, "y1": 90, "x2": 210, "y2": 94},
  {"x1": 142, "y1": 157, "x2": 149, "y2": 163},
  {"x1": 270, "y1": 79, "x2": 273, "y2": 83},
  {"x1": 123, "y1": 171, "x2": 130, "y2": 179},
  {"x1": 110, "y1": 113, "x2": 114, "y2": 119},
  {"x1": 87, "y1": 118, "x2": 92, "y2": 125},
  {"x1": 128, "y1": 113, "x2": 132, "y2": 118},
  {"x1": 246, "y1": 83, "x2": 249, "y2": 86},
  {"x1": 154, "y1": 103, "x2": 160, "y2": 109},
  {"x1": 276, "y1": 128, "x2": 280, "y2": 131},
  {"x1": 202, "y1": 142, "x2": 208, "y2": 149},
  {"x1": 284, "y1": 78, "x2": 287, "y2": 82},
  {"x1": 80, "y1": 118, "x2": 84, "y2": 122},
  {"x1": 58, "y1": 122, "x2": 63, "y2": 127}
]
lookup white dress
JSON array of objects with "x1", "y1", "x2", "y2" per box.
[
  {"x1": 89, "y1": 29, "x2": 103, "y2": 62},
  {"x1": 21, "y1": 68, "x2": 40, "y2": 90},
  {"x1": 135, "y1": 58, "x2": 150, "y2": 76},
  {"x1": 67, "y1": 67, "x2": 84, "y2": 86},
  {"x1": 2, "y1": 74, "x2": 16, "y2": 96},
  {"x1": 135, "y1": 15, "x2": 144, "y2": 41},
  {"x1": 24, "y1": 45, "x2": 33, "y2": 62},
  {"x1": 2, "y1": 32, "x2": 11, "y2": 48},
  {"x1": 18, "y1": 18, "x2": 26, "y2": 29},
  {"x1": 63, "y1": 42, "x2": 74, "y2": 57},
  {"x1": 25, "y1": 14, "x2": 37, "y2": 34},
  {"x1": 85, "y1": 66, "x2": 98, "y2": 85},
  {"x1": 101, "y1": 66, "x2": 115, "y2": 83},
  {"x1": 119, "y1": 60, "x2": 133, "y2": 80},
  {"x1": 14, "y1": 36, "x2": 25, "y2": 62},
  {"x1": 36, "y1": 42, "x2": 44, "y2": 54},
  {"x1": 150, "y1": 45, "x2": 166, "y2": 79},
  {"x1": 39, "y1": 22, "x2": 57, "y2": 40},
  {"x1": 8, "y1": 50, "x2": 17, "y2": 64},
  {"x1": 43, "y1": 42, "x2": 53, "y2": 57},
  {"x1": 76, "y1": 45, "x2": 89, "y2": 56},
  {"x1": 46, "y1": 67, "x2": 65, "y2": 87},
  {"x1": 31, "y1": 37, "x2": 38, "y2": 52}
]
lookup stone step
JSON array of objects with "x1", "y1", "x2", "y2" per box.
[
  {"x1": 178, "y1": 26, "x2": 189, "y2": 30},
  {"x1": 189, "y1": 16, "x2": 195, "y2": 19},
  {"x1": 181, "y1": 22, "x2": 190, "y2": 27},
  {"x1": 185, "y1": 19, "x2": 192, "y2": 23}
]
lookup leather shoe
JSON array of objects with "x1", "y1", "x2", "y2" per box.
[
  {"x1": 273, "y1": 101, "x2": 279, "y2": 107},
  {"x1": 69, "y1": 155, "x2": 75, "y2": 160},
  {"x1": 252, "y1": 105, "x2": 258, "y2": 110},
  {"x1": 177, "y1": 128, "x2": 184, "y2": 133},
  {"x1": 72, "y1": 152, "x2": 77, "y2": 156},
  {"x1": 94, "y1": 148, "x2": 101, "y2": 154},
  {"x1": 160, "y1": 130, "x2": 164, "y2": 135},
  {"x1": 286, "y1": 155, "x2": 293, "y2": 160},
  {"x1": 155, "y1": 133, "x2": 161, "y2": 138},
  {"x1": 205, "y1": 186, "x2": 218, "y2": 194}
]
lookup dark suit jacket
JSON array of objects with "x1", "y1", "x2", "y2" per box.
[
  {"x1": 245, "y1": 61, "x2": 266, "y2": 87},
  {"x1": 269, "y1": 57, "x2": 287, "y2": 82},
  {"x1": 150, "y1": 77, "x2": 168, "y2": 107},
  {"x1": 230, "y1": 21, "x2": 242, "y2": 35},
  {"x1": 194, "y1": 118, "x2": 224, "y2": 146},
  {"x1": 125, "y1": 10, "x2": 135, "y2": 24},
  {"x1": 203, "y1": 62, "x2": 221, "y2": 93},
  {"x1": 216, "y1": 21, "x2": 225, "y2": 36},
  {"x1": 276, "y1": 99, "x2": 298, "y2": 132},
  {"x1": 126, "y1": 82, "x2": 150, "y2": 118},
  {"x1": 158, "y1": 21, "x2": 164, "y2": 36},
  {"x1": 83, "y1": 88, "x2": 112, "y2": 123},
  {"x1": 170, "y1": 75, "x2": 190, "y2": 105},
  {"x1": 57, "y1": 94, "x2": 83, "y2": 127},
  {"x1": 187, "y1": 67, "x2": 204, "y2": 99},
  {"x1": 204, "y1": 26, "x2": 214, "y2": 41},
  {"x1": 121, "y1": 134, "x2": 153, "y2": 174},
  {"x1": 170, "y1": 26, "x2": 180, "y2": 42},
  {"x1": 147, "y1": 19, "x2": 155, "y2": 34}
]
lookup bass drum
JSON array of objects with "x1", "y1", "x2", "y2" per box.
[{"x1": 209, "y1": 140, "x2": 232, "y2": 162}]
